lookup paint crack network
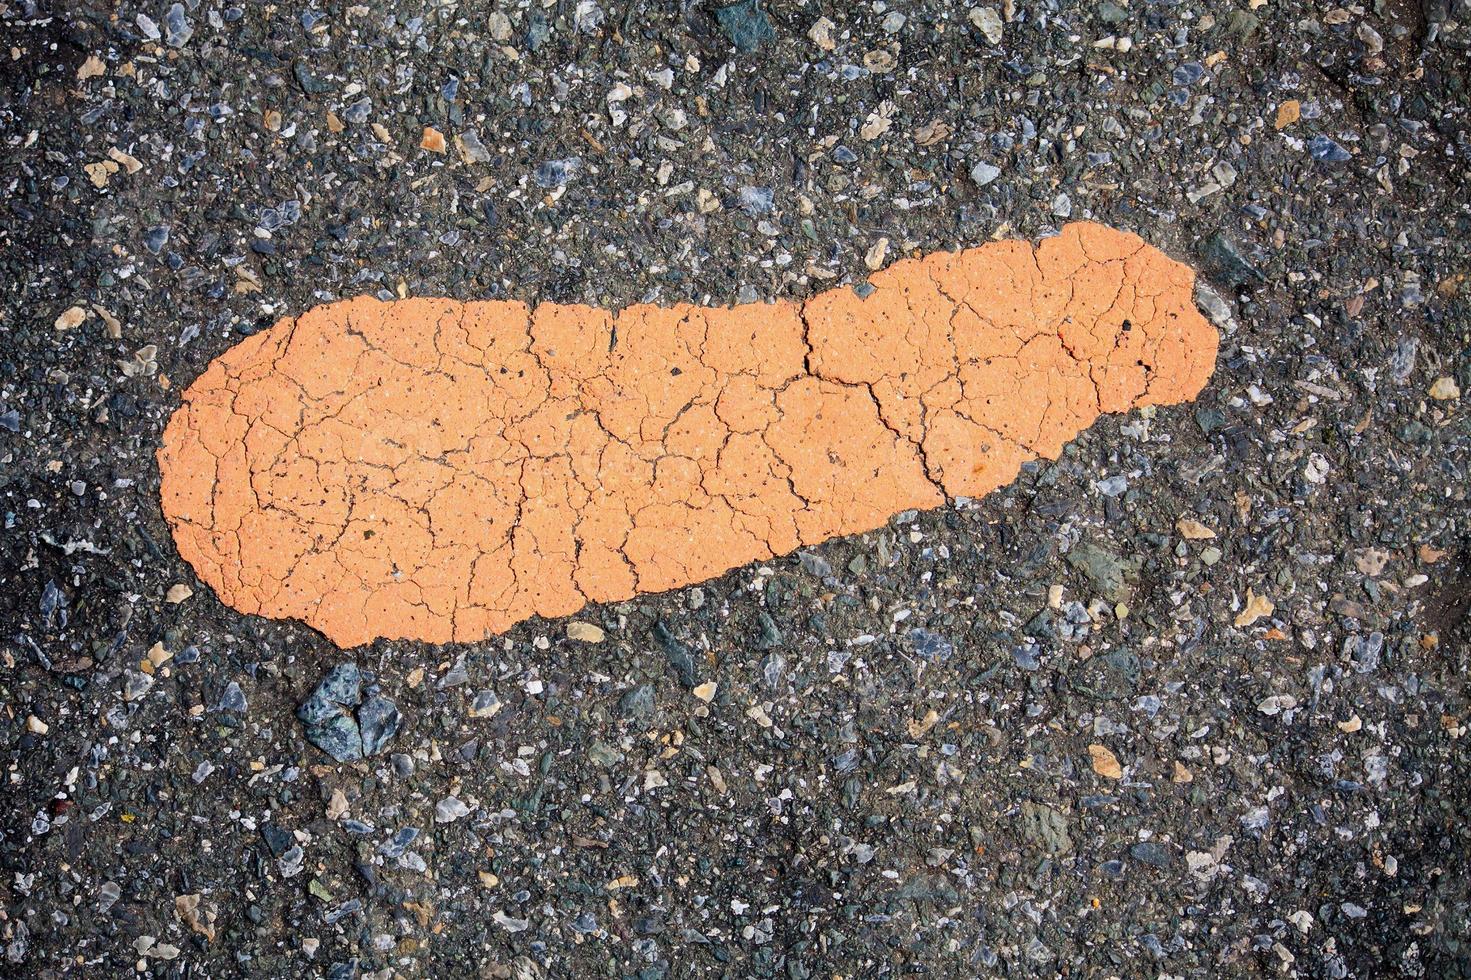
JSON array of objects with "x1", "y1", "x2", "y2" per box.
[{"x1": 157, "y1": 222, "x2": 1218, "y2": 647}]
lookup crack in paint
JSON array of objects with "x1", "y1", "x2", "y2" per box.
[{"x1": 157, "y1": 222, "x2": 1218, "y2": 647}]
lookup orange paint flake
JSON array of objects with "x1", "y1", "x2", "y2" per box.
[{"x1": 158, "y1": 222, "x2": 1218, "y2": 647}]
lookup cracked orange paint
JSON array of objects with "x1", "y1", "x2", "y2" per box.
[{"x1": 158, "y1": 222, "x2": 1218, "y2": 647}]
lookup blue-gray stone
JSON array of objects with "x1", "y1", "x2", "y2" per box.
[
  {"x1": 1130, "y1": 842, "x2": 1172, "y2": 867},
  {"x1": 797, "y1": 550, "x2": 832, "y2": 578},
  {"x1": 298, "y1": 663, "x2": 361, "y2": 725},
  {"x1": 357, "y1": 695, "x2": 401, "y2": 756},
  {"x1": 1172, "y1": 62, "x2": 1204, "y2": 86},
  {"x1": 618, "y1": 683, "x2": 656, "y2": 720},
  {"x1": 304, "y1": 714, "x2": 362, "y2": 763},
  {"x1": 653, "y1": 621, "x2": 697, "y2": 687},
  {"x1": 294, "y1": 60, "x2": 331, "y2": 95},
  {"x1": 737, "y1": 185, "x2": 775, "y2": 215},
  {"x1": 343, "y1": 98, "x2": 372, "y2": 124},
  {"x1": 1308, "y1": 135, "x2": 1352, "y2": 163},
  {"x1": 164, "y1": 3, "x2": 193, "y2": 47},
  {"x1": 379, "y1": 826, "x2": 418, "y2": 858},
  {"x1": 534, "y1": 157, "x2": 582, "y2": 188},
  {"x1": 970, "y1": 161, "x2": 1001, "y2": 186},
  {"x1": 526, "y1": 13, "x2": 551, "y2": 50},
  {"x1": 909, "y1": 628, "x2": 954, "y2": 663},
  {"x1": 298, "y1": 663, "x2": 400, "y2": 762},
  {"x1": 754, "y1": 612, "x2": 783, "y2": 651},
  {"x1": 216, "y1": 681, "x2": 247, "y2": 713},
  {"x1": 1200, "y1": 231, "x2": 1263, "y2": 286},
  {"x1": 715, "y1": 0, "x2": 775, "y2": 52}
]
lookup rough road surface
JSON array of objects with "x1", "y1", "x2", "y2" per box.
[
  {"x1": 2, "y1": 0, "x2": 1469, "y2": 978},
  {"x1": 160, "y1": 222, "x2": 1215, "y2": 646}
]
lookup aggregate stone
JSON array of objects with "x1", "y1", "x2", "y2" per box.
[{"x1": 1, "y1": 1, "x2": 1467, "y2": 975}]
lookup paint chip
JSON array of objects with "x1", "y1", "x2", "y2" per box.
[{"x1": 158, "y1": 222, "x2": 1218, "y2": 647}]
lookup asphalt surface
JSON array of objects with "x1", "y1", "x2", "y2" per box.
[{"x1": 2, "y1": 0, "x2": 1469, "y2": 977}]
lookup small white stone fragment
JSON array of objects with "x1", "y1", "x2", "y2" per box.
[
  {"x1": 1257, "y1": 694, "x2": 1297, "y2": 716},
  {"x1": 970, "y1": 161, "x2": 1001, "y2": 187},
  {"x1": 969, "y1": 7, "x2": 1004, "y2": 45},
  {"x1": 435, "y1": 796, "x2": 471, "y2": 823}
]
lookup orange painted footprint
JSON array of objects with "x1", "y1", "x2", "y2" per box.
[{"x1": 158, "y1": 221, "x2": 1218, "y2": 647}]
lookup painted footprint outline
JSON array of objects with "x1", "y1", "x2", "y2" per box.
[{"x1": 158, "y1": 221, "x2": 1218, "y2": 647}]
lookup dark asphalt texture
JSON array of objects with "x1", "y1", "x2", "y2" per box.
[{"x1": 2, "y1": 0, "x2": 1470, "y2": 977}]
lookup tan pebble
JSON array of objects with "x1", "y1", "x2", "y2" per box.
[
  {"x1": 1429, "y1": 376, "x2": 1460, "y2": 401},
  {"x1": 807, "y1": 17, "x2": 836, "y2": 51},
  {"x1": 865, "y1": 237, "x2": 889, "y2": 271},
  {"x1": 91, "y1": 305, "x2": 123, "y2": 339},
  {"x1": 84, "y1": 159, "x2": 120, "y2": 188},
  {"x1": 1234, "y1": 589, "x2": 1274, "y2": 628},
  {"x1": 77, "y1": 54, "x2": 106, "y2": 80},
  {"x1": 566, "y1": 621, "x2": 605, "y2": 643},
  {"x1": 1274, "y1": 99, "x2": 1301, "y2": 130},
  {"x1": 1418, "y1": 544, "x2": 1447, "y2": 564},
  {"x1": 107, "y1": 147, "x2": 143, "y2": 174},
  {"x1": 1176, "y1": 517, "x2": 1216, "y2": 540},
  {"x1": 1088, "y1": 743, "x2": 1123, "y2": 779}
]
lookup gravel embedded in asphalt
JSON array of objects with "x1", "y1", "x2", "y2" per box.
[{"x1": 1, "y1": 0, "x2": 1469, "y2": 976}]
